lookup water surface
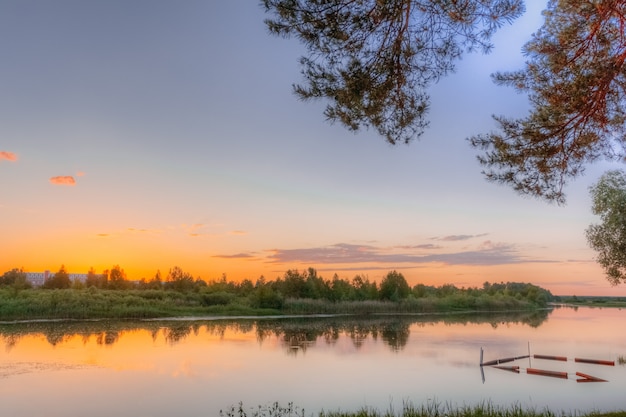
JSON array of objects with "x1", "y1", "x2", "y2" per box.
[{"x1": 0, "y1": 307, "x2": 624, "y2": 416}]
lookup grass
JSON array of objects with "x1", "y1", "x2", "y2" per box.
[
  {"x1": 0, "y1": 288, "x2": 281, "y2": 321},
  {"x1": 219, "y1": 401, "x2": 626, "y2": 417},
  {"x1": 0, "y1": 287, "x2": 552, "y2": 321}
]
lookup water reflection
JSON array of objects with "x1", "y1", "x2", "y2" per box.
[
  {"x1": 2, "y1": 307, "x2": 625, "y2": 416},
  {"x1": 0, "y1": 309, "x2": 550, "y2": 353}
]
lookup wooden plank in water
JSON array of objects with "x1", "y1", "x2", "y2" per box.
[
  {"x1": 527, "y1": 368, "x2": 568, "y2": 379},
  {"x1": 481, "y1": 355, "x2": 529, "y2": 367},
  {"x1": 493, "y1": 365, "x2": 520, "y2": 373},
  {"x1": 575, "y1": 372, "x2": 607, "y2": 382},
  {"x1": 574, "y1": 358, "x2": 615, "y2": 366},
  {"x1": 534, "y1": 354, "x2": 567, "y2": 361}
]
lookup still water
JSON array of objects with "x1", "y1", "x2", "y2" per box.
[{"x1": 0, "y1": 307, "x2": 625, "y2": 416}]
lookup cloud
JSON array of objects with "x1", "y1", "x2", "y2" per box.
[
  {"x1": 95, "y1": 228, "x2": 161, "y2": 239},
  {"x1": 76, "y1": 171, "x2": 86, "y2": 177},
  {"x1": 182, "y1": 223, "x2": 211, "y2": 237},
  {"x1": 230, "y1": 230, "x2": 247, "y2": 236},
  {"x1": 49, "y1": 176, "x2": 76, "y2": 186},
  {"x1": 435, "y1": 233, "x2": 489, "y2": 242},
  {"x1": 212, "y1": 253, "x2": 255, "y2": 259},
  {"x1": 0, "y1": 151, "x2": 18, "y2": 161},
  {"x1": 398, "y1": 244, "x2": 442, "y2": 250},
  {"x1": 264, "y1": 242, "x2": 553, "y2": 267},
  {"x1": 127, "y1": 228, "x2": 151, "y2": 233}
]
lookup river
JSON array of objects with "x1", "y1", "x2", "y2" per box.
[{"x1": 0, "y1": 306, "x2": 625, "y2": 416}]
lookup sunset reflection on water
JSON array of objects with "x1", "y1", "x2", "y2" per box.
[{"x1": 0, "y1": 308, "x2": 625, "y2": 417}]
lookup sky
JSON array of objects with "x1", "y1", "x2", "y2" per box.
[{"x1": 2, "y1": 1, "x2": 625, "y2": 296}]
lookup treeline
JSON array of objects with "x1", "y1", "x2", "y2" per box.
[{"x1": 0, "y1": 265, "x2": 554, "y2": 312}]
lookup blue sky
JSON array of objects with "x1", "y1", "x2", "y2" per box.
[{"x1": 2, "y1": 1, "x2": 625, "y2": 295}]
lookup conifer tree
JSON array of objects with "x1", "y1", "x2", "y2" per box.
[
  {"x1": 469, "y1": 0, "x2": 626, "y2": 203},
  {"x1": 262, "y1": 0, "x2": 525, "y2": 144}
]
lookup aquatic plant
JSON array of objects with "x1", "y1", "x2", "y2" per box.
[{"x1": 218, "y1": 400, "x2": 626, "y2": 417}]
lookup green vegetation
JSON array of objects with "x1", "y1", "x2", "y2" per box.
[
  {"x1": 220, "y1": 401, "x2": 626, "y2": 417},
  {"x1": 263, "y1": 1, "x2": 626, "y2": 204},
  {"x1": 0, "y1": 267, "x2": 554, "y2": 320},
  {"x1": 263, "y1": 0, "x2": 523, "y2": 145},
  {"x1": 558, "y1": 295, "x2": 626, "y2": 309},
  {"x1": 586, "y1": 170, "x2": 626, "y2": 285}
]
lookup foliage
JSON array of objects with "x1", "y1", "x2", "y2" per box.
[
  {"x1": 108, "y1": 265, "x2": 129, "y2": 290},
  {"x1": 586, "y1": 170, "x2": 626, "y2": 285},
  {"x1": 85, "y1": 266, "x2": 107, "y2": 288},
  {"x1": 262, "y1": 0, "x2": 524, "y2": 144},
  {"x1": 0, "y1": 263, "x2": 554, "y2": 320},
  {"x1": 42, "y1": 265, "x2": 71, "y2": 289},
  {"x1": 469, "y1": 0, "x2": 626, "y2": 203},
  {"x1": 0, "y1": 268, "x2": 30, "y2": 289},
  {"x1": 165, "y1": 266, "x2": 197, "y2": 292},
  {"x1": 379, "y1": 270, "x2": 410, "y2": 301}
]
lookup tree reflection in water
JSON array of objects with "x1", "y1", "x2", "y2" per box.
[{"x1": 0, "y1": 310, "x2": 550, "y2": 352}]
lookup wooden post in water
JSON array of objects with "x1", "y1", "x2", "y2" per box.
[
  {"x1": 576, "y1": 372, "x2": 608, "y2": 382},
  {"x1": 527, "y1": 368, "x2": 568, "y2": 379},
  {"x1": 575, "y1": 358, "x2": 615, "y2": 366},
  {"x1": 534, "y1": 354, "x2": 567, "y2": 361}
]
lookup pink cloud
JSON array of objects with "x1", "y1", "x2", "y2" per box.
[
  {"x1": 76, "y1": 171, "x2": 86, "y2": 177},
  {"x1": 0, "y1": 151, "x2": 17, "y2": 161},
  {"x1": 49, "y1": 176, "x2": 76, "y2": 186}
]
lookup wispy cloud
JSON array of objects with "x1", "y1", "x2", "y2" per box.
[
  {"x1": 0, "y1": 151, "x2": 18, "y2": 161},
  {"x1": 49, "y1": 176, "x2": 76, "y2": 186},
  {"x1": 212, "y1": 253, "x2": 256, "y2": 259},
  {"x1": 434, "y1": 233, "x2": 489, "y2": 242},
  {"x1": 95, "y1": 228, "x2": 161, "y2": 239},
  {"x1": 182, "y1": 223, "x2": 210, "y2": 237},
  {"x1": 264, "y1": 242, "x2": 553, "y2": 267},
  {"x1": 398, "y1": 244, "x2": 442, "y2": 250},
  {"x1": 230, "y1": 230, "x2": 247, "y2": 236}
]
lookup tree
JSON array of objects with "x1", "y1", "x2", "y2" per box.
[
  {"x1": 0, "y1": 268, "x2": 27, "y2": 287},
  {"x1": 43, "y1": 265, "x2": 71, "y2": 289},
  {"x1": 86, "y1": 267, "x2": 107, "y2": 288},
  {"x1": 108, "y1": 265, "x2": 129, "y2": 290},
  {"x1": 262, "y1": 0, "x2": 524, "y2": 144},
  {"x1": 469, "y1": 0, "x2": 626, "y2": 203},
  {"x1": 586, "y1": 170, "x2": 626, "y2": 285},
  {"x1": 145, "y1": 270, "x2": 163, "y2": 290},
  {"x1": 379, "y1": 270, "x2": 410, "y2": 301},
  {"x1": 165, "y1": 266, "x2": 196, "y2": 292}
]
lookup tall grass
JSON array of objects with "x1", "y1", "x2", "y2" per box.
[
  {"x1": 0, "y1": 287, "x2": 547, "y2": 322},
  {"x1": 220, "y1": 401, "x2": 626, "y2": 417},
  {"x1": 281, "y1": 295, "x2": 540, "y2": 316},
  {"x1": 0, "y1": 288, "x2": 273, "y2": 321}
]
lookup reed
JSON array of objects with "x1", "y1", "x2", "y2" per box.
[
  {"x1": 219, "y1": 401, "x2": 626, "y2": 417},
  {"x1": 0, "y1": 286, "x2": 547, "y2": 321}
]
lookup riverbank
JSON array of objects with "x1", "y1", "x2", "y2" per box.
[
  {"x1": 556, "y1": 295, "x2": 626, "y2": 308},
  {"x1": 220, "y1": 401, "x2": 626, "y2": 417},
  {"x1": 0, "y1": 287, "x2": 553, "y2": 321}
]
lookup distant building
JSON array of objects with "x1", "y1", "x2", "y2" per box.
[
  {"x1": 69, "y1": 273, "x2": 88, "y2": 283},
  {"x1": 25, "y1": 271, "x2": 51, "y2": 286},
  {"x1": 25, "y1": 270, "x2": 88, "y2": 286}
]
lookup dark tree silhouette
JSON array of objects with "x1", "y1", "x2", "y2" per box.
[{"x1": 262, "y1": 0, "x2": 524, "y2": 144}]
